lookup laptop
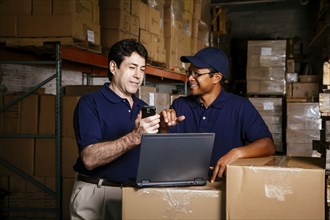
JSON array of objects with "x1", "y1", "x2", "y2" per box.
[{"x1": 135, "y1": 133, "x2": 215, "y2": 188}]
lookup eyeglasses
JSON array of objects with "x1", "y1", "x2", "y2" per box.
[{"x1": 185, "y1": 69, "x2": 215, "y2": 78}]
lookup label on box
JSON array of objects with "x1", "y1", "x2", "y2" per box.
[
  {"x1": 149, "y1": 93, "x2": 155, "y2": 106},
  {"x1": 263, "y1": 102, "x2": 275, "y2": 111},
  {"x1": 261, "y1": 47, "x2": 272, "y2": 56},
  {"x1": 87, "y1": 29, "x2": 95, "y2": 43}
]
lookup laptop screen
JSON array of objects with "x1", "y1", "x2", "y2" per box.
[{"x1": 135, "y1": 133, "x2": 215, "y2": 188}]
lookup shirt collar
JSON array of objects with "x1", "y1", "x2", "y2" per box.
[
  {"x1": 190, "y1": 87, "x2": 229, "y2": 109},
  {"x1": 211, "y1": 87, "x2": 229, "y2": 109},
  {"x1": 100, "y1": 82, "x2": 145, "y2": 108}
]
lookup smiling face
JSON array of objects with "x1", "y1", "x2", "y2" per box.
[
  {"x1": 187, "y1": 65, "x2": 222, "y2": 96},
  {"x1": 109, "y1": 52, "x2": 146, "y2": 99}
]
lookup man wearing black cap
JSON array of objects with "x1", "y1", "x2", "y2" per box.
[{"x1": 160, "y1": 47, "x2": 275, "y2": 182}]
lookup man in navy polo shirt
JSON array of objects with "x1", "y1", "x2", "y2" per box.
[
  {"x1": 160, "y1": 47, "x2": 275, "y2": 182},
  {"x1": 70, "y1": 39, "x2": 160, "y2": 220}
]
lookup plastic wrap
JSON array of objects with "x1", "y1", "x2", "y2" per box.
[
  {"x1": 227, "y1": 156, "x2": 325, "y2": 219},
  {"x1": 122, "y1": 182, "x2": 225, "y2": 219}
]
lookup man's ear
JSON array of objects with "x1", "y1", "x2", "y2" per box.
[
  {"x1": 213, "y1": 73, "x2": 222, "y2": 84},
  {"x1": 109, "y1": 60, "x2": 117, "y2": 75}
]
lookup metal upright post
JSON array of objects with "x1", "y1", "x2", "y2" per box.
[{"x1": 55, "y1": 43, "x2": 63, "y2": 220}]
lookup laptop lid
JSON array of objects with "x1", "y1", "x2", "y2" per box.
[{"x1": 135, "y1": 133, "x2": 215, "y2": 188}]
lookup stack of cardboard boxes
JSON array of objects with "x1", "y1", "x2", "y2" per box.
[
  {"x1": 0, "y1": 90, "x2": 85, "y2": 219},
  {"x1": 246, "y1": 40, "x2": 287, "y2": 95},
  {"x1": 0, "y1": 0, "x2": 101, "y2": 51},
  {"x1": 0, "y1": 0, "x2": 210, "y2": 70}
]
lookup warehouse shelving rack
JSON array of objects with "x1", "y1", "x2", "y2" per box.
[
  {"x1": 0, "y1": 43, "x2": 62, "y2": 219},
  {"x1": 60, "y1": 45, "x2": 188, "y2": 92}
]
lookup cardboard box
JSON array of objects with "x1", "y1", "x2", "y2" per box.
[
  {"x1": 17, "y1": 15, "x2": 101, "y2": 45},
  {"x1": 130, "y1": 0, "x2": 148, "y2": 30},
  {"x1": 320, "y1": 92, "x2": 330, "y2": 113},
  {"x1": 3, "y1": 94, "x2": 39, "y2": 134},
  {"x1": 53, "y1": 0, "x2": 94, "y2": 22},
  {"x1": 62, "y1": 137, "x2": 78, "y2": 178},
  {"x1": 147, "y1": 7, "x2": 160, "y2": 35},
  {"x1": 34, "y1": 139, "x2": 55, "y2": 177},
  {"x1": 227, "y1": 156, "x2": 325, "y2": 220},
  {"x1": 136, "y1": 86, "x2": 157, "y2": 104},
  {"x1": 63, "y1": 85, "x2": 102, "y2": 96},
  {"x1": 101, "y1": 28, "x2": 130, "y2": 50},
  {"x1": 130, "y1": 14, "x2": 140, "y2": 36},
  {"x1": 0, "y1": 0, "x2": 32, "y2": 15},
  {"x1": 62, "y1": 96, "x2": 80, "y2": 138},
  {"x1": 32, "y1": 0, "x2": 52, "y2": 15},
  {"x1": 0, "y1": 138, "x2": 35, "y2": 176},
  {"x1": 122, "y1": 181, "x2": 226, "y2": 220},
  {"x1": 100, "y1": 9, "x2": 130, "y2": 33},
  {"x1": 286, "y1": 82, "x2": 319, "y2": 99},
  {"x1": 287, "y1": 59, "x2": 296, "y2": 72},
  {"x1": 0, "y1": 15, "x2": 17, "y2": 37},
  {"x1": 38, "y1": 94, "x2": 55, "y2": 135},
  {"x1": 247, "y1": 80, "x2": 286, "y2": 95},
  {"x1": 8, "y1": 175, "x2": 27, "y2": 214},
  {"x1": 246, "y1": 66, "x2": 285, "y2": 81},
  {"x1": 323, "y1": 61, "x2": 330, "y2": 85},
  {"x1": 62, "y1": 178, "x2": 75, "y2": 220},
  {"x1": 99, "y1": 0, "x2": 131, "y2": 12}
]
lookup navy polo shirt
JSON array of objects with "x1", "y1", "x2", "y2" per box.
[
  {"x1": 73, "y1": 83, "x2": 146, "y2": 184},
  {"x1": 169, "y1": 87, "x2": 273, "y2": 168}
]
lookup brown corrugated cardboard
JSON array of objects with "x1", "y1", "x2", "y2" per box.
[
  {"x1": 32, "y1": 0, "x2": 52, "y2": 15},
  {"x1": 53, "y1": 0, "x2": 93, "y2": 22},
  {"x1": 63, "y1": 96, "x2": 80, "y2": 138},
  {"x1": 62, "y1": 137, "x2": 78, "y2": 178},
  {"x1": 286, "y1": 82, "x2": 319, "y2": 99},
  {"x1": 34, "y1": 139, "x2": 55, "y2": 177},
  {"x1": 130, "y1": 0, "x2": 148, "y2": 30},
  {"x1": 147, "y1": 7, "x2": 160, "y2": 35},
  {"x1": 26, "y1": 176, "x2": 56, "y2": 218},
  {"x1": 0, "y1": 0, "x2": 32, "y2": 15},
  {"x1": 20, "y1": 95, "x2": 39, "y2": 134},
  {"x1": 130, "y1": 14, "x2": 140, "y2": 37},
  {"x1": 62, "y1": 178, "x2": 75, "y2": 220},
  {"x1": 3, "y1": 94, "x2": 39, "y2": 134},
  {"x1": 100, "y1": 9, "x2": 130, "y2": 33},
  {"x1": 0, "y1": 138, "x2": 35, "y2": 176},
  {"x1": 139, "y1": 29, "x2": 152, "y2": 58},
  {"x1": 63, "y1": 85, "x2": 102, "y2": 96},
  {"x1": 17, "y1": 14, "x2": 101, "y2": 45},
  {"x1": 122, "y1": 181, "x2": 226, "y2": 220},
  {"x1": 227, "y1": 156, "x2": 325, "y2": 220},
  {"x1": 99, "y1": 0, "x2": 131, "y2": 12},
  {"x1": 9, "y1": 176, "x2": 27, "y2": 216},
  {"x1": 101, "y1": 28, "x2": 130, "y2": 50},
  {"x1": 0, "y1": 15, "x2": 17, "y2": 37},
  {"x1": 136, "y1": 86, "x2": 157, "y2": 104},
  {"x1": 38, "y1": 95, "x2": 55, "y2": 135}
]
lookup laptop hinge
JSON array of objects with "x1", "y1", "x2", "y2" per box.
[{"x1": 194, "y1": 178, "x2": 205, "y2": 184}]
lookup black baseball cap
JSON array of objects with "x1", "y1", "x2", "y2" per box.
[{"x1": 180, "y1": 47, "x2": 229, "y2": 78}]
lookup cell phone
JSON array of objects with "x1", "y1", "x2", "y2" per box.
[{"x1": 141, "y1": 105, "x2": 156, "y2": 118}]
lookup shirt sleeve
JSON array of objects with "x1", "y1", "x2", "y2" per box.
[
  {"x1": 73, "y1": 95, "x2": 103, "y2": 152},
  {"x1": 242, "y1": 100, "x2": 273, "y2": 142}
]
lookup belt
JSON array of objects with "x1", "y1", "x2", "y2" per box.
[{"x1": 77, "y1": 174, "x2": 123, "y2": 187}]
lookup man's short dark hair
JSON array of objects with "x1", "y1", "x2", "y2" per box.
[{"x1": 107, "y1": 39, "x2": 148, "y2": 81}]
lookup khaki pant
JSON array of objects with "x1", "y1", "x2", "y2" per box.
[{"x1": 70, "y1": 178, "x2": 122, "y2": 220}]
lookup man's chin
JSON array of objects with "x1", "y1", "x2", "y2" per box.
[{"x1": 189, "y1": 89, "x2": 199, "y2": 96}]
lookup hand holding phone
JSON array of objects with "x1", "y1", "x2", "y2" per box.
[{"x1": 141, "y1": 105, "x2": 156, "y2": 118}]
